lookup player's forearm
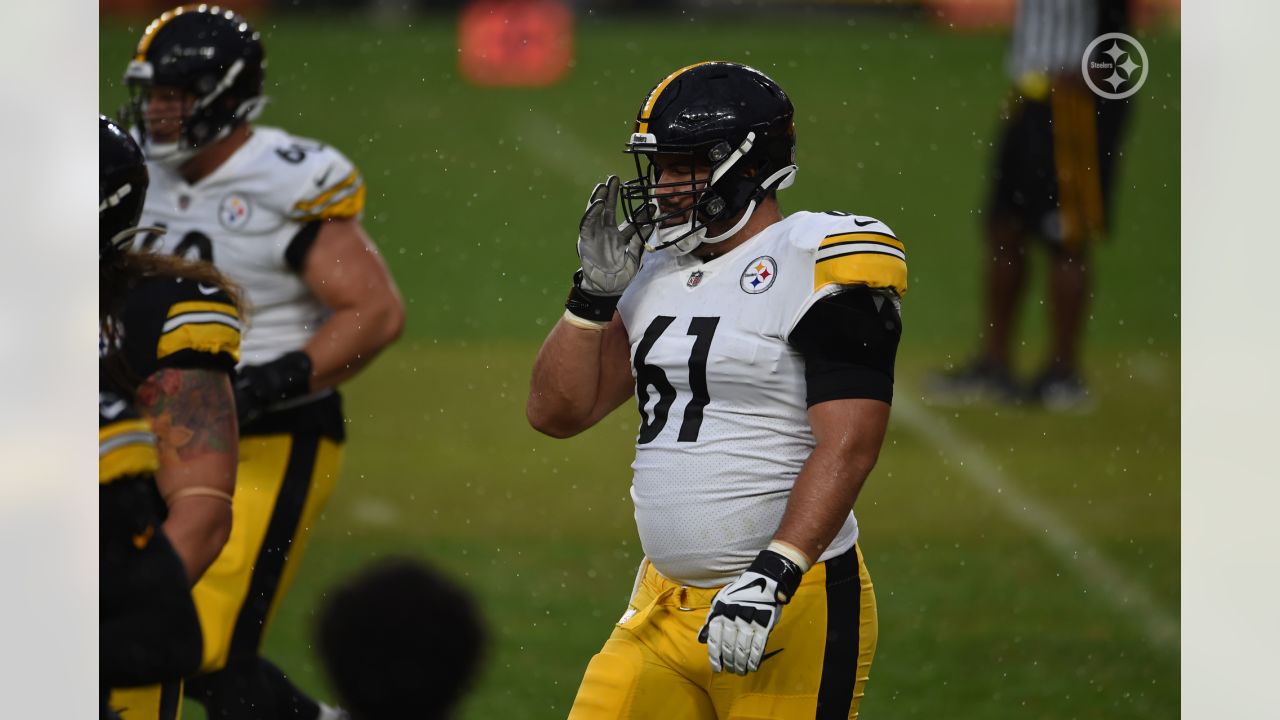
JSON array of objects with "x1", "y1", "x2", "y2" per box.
[
  {"x1": 773, "y1": 440, "x2": 880, "y2": 564},
  {"x1": 528, "y1": 318, "x2": 608, "y2": 437},
  {"x1": 304, "y1": 298, "x2": 405, "y2": 390},
  {"x1": 161, "y1": 496, "x2": 233, "y2": 584}
]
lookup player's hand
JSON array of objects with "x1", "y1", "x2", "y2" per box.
[
  {"x1": 697, "y1": 549, "x2": 805, "y2": 675},
  {"x1": 233, "y1": 350, "x2": 313, "y2": 425},
  {"x1": 576, "y1": 175, "x2": 653, "y2": 296}
]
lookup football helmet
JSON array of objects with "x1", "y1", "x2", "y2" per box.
[
  {"x1": 122, "y1": 5, "x2": 266, "y2": 164},
  {"x1": 621, "y1": 62, "x2": 797, "y2": 255},
  {"x1": 100, "y1": 115, "x2": 152, "y2": 259}
]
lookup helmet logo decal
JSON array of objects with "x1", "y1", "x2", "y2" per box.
[
  {"x1": 219, "y1": 193, "x2": 252, "y2": 230},
  {"x1": 740, "y1": 256, "x2": 778, "y2": 294}
]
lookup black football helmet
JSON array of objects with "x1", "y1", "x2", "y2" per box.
[
  {"x1": 100, "y1": 115, "x2": 153, "y2": 259},
  {"x1": 122, "y1": 5, "x2": 266, "y2": 164},
  {"x1": 621, "y1": 62, "x2": 797, "y2": 255}
]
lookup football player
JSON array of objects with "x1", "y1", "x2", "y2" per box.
[
  {"x1": 100, "y1": 114, "x2": 241, "y2": 720},
  {"x1": 120, "y1": 6, "x2": 405, "y2": 719},
  {"x1": 527, "y1": 62, "x2": 906, "y2": 719},
  {"x1": 928, "y1": 0, "x2": 1132, "y2": 409}
]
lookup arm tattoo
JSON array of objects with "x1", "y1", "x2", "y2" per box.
[{"x1": 136, "y1": 368, "x2": 237, "y2": 462}]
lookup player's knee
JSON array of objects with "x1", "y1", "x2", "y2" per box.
[{"x1": 568, "y1": 641, "x2": 645, "y2": 719}]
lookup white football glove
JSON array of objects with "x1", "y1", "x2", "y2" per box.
[
  {"x1": 698, "y1": 549, "x2": 805, "y2": 675},
  {"x1": 576, "y1": 175, "x2": 654, "y2": 296}
]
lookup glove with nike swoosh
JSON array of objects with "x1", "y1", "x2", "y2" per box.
[
  {"x1": 233, "y1": 350, "x2": 313, "y2": 425},
  {"x1": 698, "y1": 547, "x2": 806, "y2": 675}
]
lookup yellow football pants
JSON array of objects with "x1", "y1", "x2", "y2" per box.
[
  {"x1": 108, "y1": 681, "x2": 182, "y2": 720},
  {"x1": 569, "y1": 545, "x2": 877, "y2": 719},
  {"x1": 193, "y1": 433, "x2": 344, "y2": 671}
]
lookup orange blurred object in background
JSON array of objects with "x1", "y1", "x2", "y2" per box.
[{"x1": 458, "y1": 0, "x2": 574, "y2": 87}]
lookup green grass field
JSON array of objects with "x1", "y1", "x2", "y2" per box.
[{"x1": 101, "y1": 11, "x2": 1180, "y2": 719}]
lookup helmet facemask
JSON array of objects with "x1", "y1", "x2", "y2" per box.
[{"x1": 621, "y1": 129, "x2": 797, "y2": 256}]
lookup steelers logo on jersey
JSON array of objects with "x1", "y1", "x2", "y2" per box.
[
  {"x1": 740, "y1": 255, "x2": 778, "y2": 294},
  {"x1": 219, "y1": 193, "x2": 253, "y2": 230}
]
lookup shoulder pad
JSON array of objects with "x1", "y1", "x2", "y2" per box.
[
  {"x1": 811, "y1": 211, "x2": 907, "y2": 297},
  {"x1": 128, "y1": 277, "x2": 242, "y2": 366},
  {"x1": 270, "y1": 132, "x2": 366, "y2": 223}
]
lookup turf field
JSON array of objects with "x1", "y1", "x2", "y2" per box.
[{"x1": 101, "y1": 11, "x2": 1180, "y2": 718}]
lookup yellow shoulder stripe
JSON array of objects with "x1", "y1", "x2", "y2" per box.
[
  {"x1": 100, "y1": 445, "x2": 159, "y2": 485},
  {"x1": 157, "y1": 323, "x2": 241, "y2": 363},
  {"x1": 100, "y1": 418, "x2": 153, "y2": 446},
  {"x1": 294, "y1": 169, "x2": 361, "y2": 213},
  {"x1": 294, "y1": 183, "x2": 366, "y2": 222},
  {"x1": 820, "y1": 232, "x2": 904, "y2": 253},
  {"x1": 100, "y1": 418, "x2": 158, "y2": 484},
  {"x1": 169, "y1": 301, "x2": 238, "y2": 320},
  {"x1": 814, "y1": 229, "x2": 907, "y2": 294}
]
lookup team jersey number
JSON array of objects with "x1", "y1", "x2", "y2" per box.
[
  {"x1": 634, "y1": 315, "x2": 720, "y2": 444},
  {"x1": 139, "y1": 223, "x2": 214, "y2": 262}
]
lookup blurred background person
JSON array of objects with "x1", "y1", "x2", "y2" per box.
[
  {"x1": 315, "y1": 558, "x2": 488, "y2": 720},
  {"x1": 929, "y1": 0, "x2": 1134, "y2": 410},
  {"x1": 120, "y1": 5, "x2": 405, "y2": 718},
  {"x1": 100, "y1": 114, "x2": 242, "y2": 720}
]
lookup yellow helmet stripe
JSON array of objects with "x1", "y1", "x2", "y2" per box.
[
  {"x1": 637, "y1": 61, "x2": 715, "y2": 134},
  {"x1": 134, "y1": 4, "x2": 202, "y2": 61}
]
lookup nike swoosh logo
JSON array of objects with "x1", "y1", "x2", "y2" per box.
[
  {"x1": 197, "y1": 283, "x2": 221, "y2": 296},
  {"x1": 853, "y1": 217, "x2": 877, "y2": 226},
  {"x1": 101, "y1": 399, "x2": 127, "y2": 418},
  {"x1": 316, "y1": 167, "x2": 333, "y2": 188},
  {"x1": 729, "y1": 578, "x2": 769, "y2": 595},
  {"x1": 760, "y1": 648, "x2": 785, "y2": 663}
]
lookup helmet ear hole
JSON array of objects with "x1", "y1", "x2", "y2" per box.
[{"x1": 707, "y1": 141, "x2": 731, "y2": 163}]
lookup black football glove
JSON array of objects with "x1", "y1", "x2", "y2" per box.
[
  {"x1": 233, "y1": 350, "x2": 313, "y2": 425},
  {"x1": 697, "y1": 548, "x2": 805, "y2": 675}
]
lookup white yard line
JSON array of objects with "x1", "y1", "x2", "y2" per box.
[{"x1": 893, "y1": 398, "x2": 1180, "y2": 653}]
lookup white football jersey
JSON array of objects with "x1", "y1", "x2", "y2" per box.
[
  {"x1": 135, "y1": 125, "x2": 366, "y2": 366},
  {"x1": 617, "y1": 210, "x2": 907, "y2": 587}
]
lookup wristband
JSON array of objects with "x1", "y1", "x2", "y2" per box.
[
  {"x1": 748, "y1": 547, "x2": 806, "y2": 604},
  {"x1": 165, "y1": 486, "x2": 234, "y2": 505},
  {"x1": 565, "y1": 269, "x2": 621, "y2": 323},
  {"x1": 562, "y1": 309, "x2": 609, "y2": 331},
  {"x1": 767, "y1": 539, "x2": 814, "y2": 573}
]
